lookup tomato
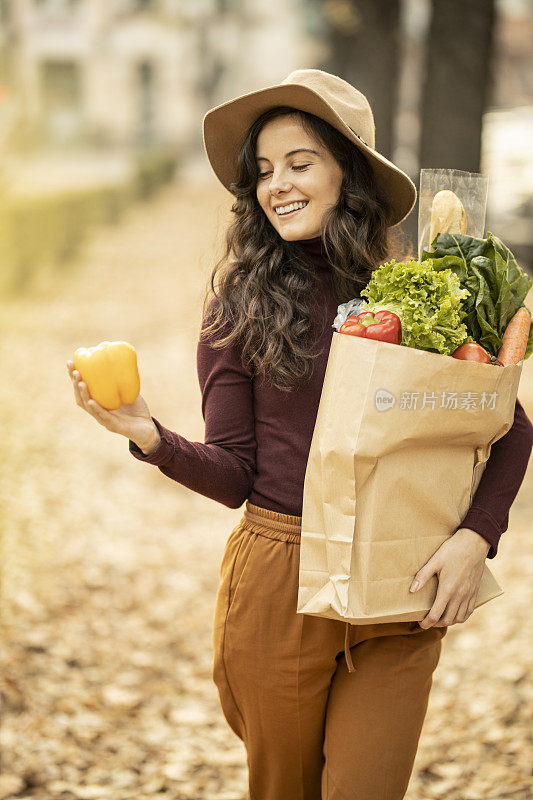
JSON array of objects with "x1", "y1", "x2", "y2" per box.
[{"x1": 451, "y1": 343, "x2": 492, "y2": 363}]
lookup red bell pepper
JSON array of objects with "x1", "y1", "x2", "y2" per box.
[{"x1": 339, "y1": 310, "x2": 402, "y2": 345}]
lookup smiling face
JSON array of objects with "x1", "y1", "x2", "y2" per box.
[{"x1": 255, "y1": 115, "x2": 344, "y2": 241}]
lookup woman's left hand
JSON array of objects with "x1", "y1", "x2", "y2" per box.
[{"x1": 410, "y1": 528, "x2": 491, "y2": 628}]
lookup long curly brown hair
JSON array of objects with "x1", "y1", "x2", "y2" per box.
[{"x1": 200, "y1": 105, "x2": 414, "y2": 392}]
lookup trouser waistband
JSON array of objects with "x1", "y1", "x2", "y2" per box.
[
  {"x1": 241, "y1": 500, "x2": 356, "y2": 673},
  {"x1": 243, "y1": 501, "x2": 302, "y2": 542}
]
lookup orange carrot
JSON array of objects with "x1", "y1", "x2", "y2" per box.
[{"x1": 497, "y1": 307, "x2": 531, "y2": 365}]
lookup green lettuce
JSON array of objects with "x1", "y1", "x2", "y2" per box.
[
  {"x1": 360, "y1": 259, "x2": 470, "y2": 355},
  {"x1": 421, "y1": 231, "x2": 533, "y2": 359}
]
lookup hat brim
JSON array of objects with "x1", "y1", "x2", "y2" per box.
[{"x1": 202, "y1": 82, "x2": 417, "y2": 228}]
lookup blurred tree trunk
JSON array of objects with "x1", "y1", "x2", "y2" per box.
[
  {"x1": 319, "y1": 0, "x2": 401, "y2": 160},
  {"x1": 419, "y1": 0, "x2": 496, "y2": 170}
]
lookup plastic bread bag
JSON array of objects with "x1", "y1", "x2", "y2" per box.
[{"x1": 418, "y1": 168, "x2": 489, "y2": 260}]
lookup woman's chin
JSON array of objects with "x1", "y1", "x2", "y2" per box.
[{"x1": 276, "y1": 224, "x2": 319, "y2": 241}]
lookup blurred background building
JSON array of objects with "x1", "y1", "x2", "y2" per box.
[
  {"x1": 0, "y1": 0, "x2": 320, "y2": 153},
  {"x1": 0, "y1": 0, "x2": 532, "y2": 281}
]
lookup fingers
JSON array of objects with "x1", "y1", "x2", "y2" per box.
[
  {"x1": 67, "y1": 361, "x2": 103, "y2": 417},
  {"x1": 437, "y1": 595, "x2": 462, "y2": 627},
  {"x1": 421, "y1": 593, "x2": 477, "y2": 628},
  {"x1": 418, "y1": 579, "x2": 447, "y2": 628},
  {"x1": 467, "y1": 595, "x2": 476, "y2": 617},
  {"x1": 455, "y1": 597, "x2": 471, "y2": 624},
  {"x1": 67, "y1": 361, "x2": 85, "y2": 407}
]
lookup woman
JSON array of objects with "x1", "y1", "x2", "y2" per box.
[{"x1": 67, "y1": 70, "x2": 533, "y2": 799}]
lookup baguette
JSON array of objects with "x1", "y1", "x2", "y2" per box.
[{"x1": 429, "y1": 190, "x2": 467, "y2": 247}]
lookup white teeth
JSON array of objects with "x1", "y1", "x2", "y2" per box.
[{"x1": 275, "y1": 201, "x2": 308, "y2": 216}]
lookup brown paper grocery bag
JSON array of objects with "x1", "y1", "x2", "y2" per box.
[{"x1": 298, "y1": 333, "x2": 523, "y2": 625}]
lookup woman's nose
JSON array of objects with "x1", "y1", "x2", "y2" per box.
[{"x1": 269, "y1": 173, "x2": 292, "y2": 195}]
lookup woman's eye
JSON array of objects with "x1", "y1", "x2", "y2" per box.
[{"x1": 258, "y1": 165, "x2": 310, "y2": 179}]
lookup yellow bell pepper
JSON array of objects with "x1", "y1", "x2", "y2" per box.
[{"x1": 73, "y1": 340, "x2": 140, "y2": 410}]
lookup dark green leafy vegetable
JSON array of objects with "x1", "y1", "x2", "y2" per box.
[{"x1": 421, "y1": 231, "x2": 533, "y2": 359}]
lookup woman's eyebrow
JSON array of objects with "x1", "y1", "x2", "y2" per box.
[{"x1": 256, "y1": 148, "x2": 321, "y2": 163}]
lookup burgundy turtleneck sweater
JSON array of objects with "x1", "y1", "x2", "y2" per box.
[{"x1": 129, "y1": 235, "x2": 533, "y2": 559}]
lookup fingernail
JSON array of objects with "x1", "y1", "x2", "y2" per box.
[{"x1": 410, "y1": 581, "x2": 419, "y2": 593}]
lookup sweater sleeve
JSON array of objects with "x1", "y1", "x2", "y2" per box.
[
  {"x1": 128, "y1": 299, "x2": 256, "y2": 509},
  {"x1": 456, "y1": 397, "x2": 533, "y2": 558}
]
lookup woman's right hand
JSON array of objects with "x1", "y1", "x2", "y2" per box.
[{"x1": 67, "y1": 360, "x2": 159, "y2": 449}]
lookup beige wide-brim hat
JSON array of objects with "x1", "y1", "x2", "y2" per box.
[{"x1": 202, "y1": 68, "x2": 417, "y2": 228}]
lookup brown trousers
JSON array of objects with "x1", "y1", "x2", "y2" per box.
[{"x1": 212, "y1": 501, "x2": 447, "y2": 800}]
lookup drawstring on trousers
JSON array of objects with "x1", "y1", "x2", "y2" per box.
[{"x1": 344, "y1": 621, "x2": 356, "y2": 672}]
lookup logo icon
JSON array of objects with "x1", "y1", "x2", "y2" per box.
[{"x1": 375, "y1": 389, "x2": 395, "y2": 411}]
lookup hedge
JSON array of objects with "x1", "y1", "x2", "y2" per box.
[{"x1": 0, "y1": 147, "x2": 178, "y2": 296}]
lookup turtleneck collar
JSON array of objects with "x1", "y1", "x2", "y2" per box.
[{"x1": 293, "y1": 235, "x2": 332, "y2": 272}]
